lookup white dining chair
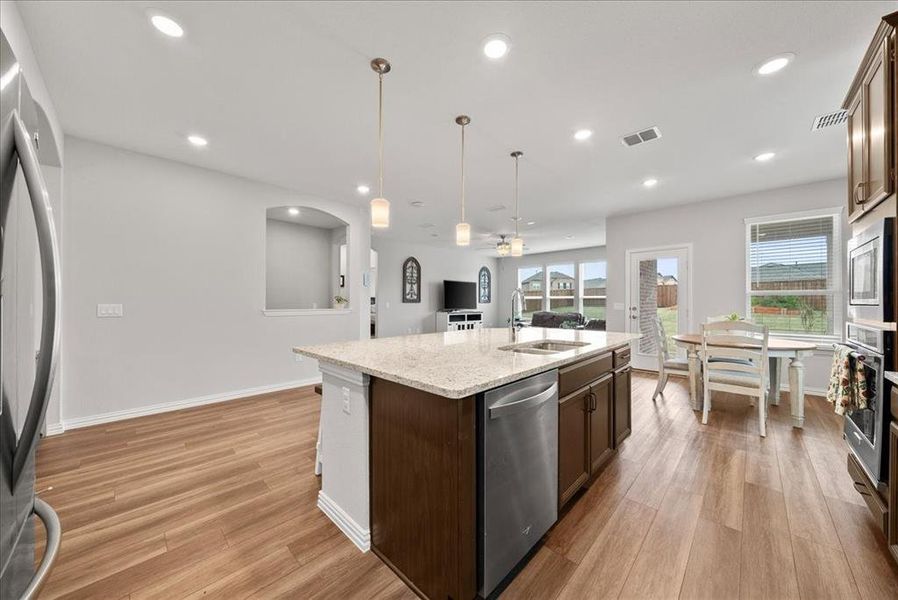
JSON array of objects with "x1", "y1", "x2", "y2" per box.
[
  {"x1": 701, "y1": 320, "x2": 770, "y2": 436},
  {"x1": 652, "y1": 316, "x2": 690, "y2": 401}
]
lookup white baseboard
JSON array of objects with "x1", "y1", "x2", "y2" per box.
[
  {"x1": 61, "y1": 377, "x2": 321, "y2": 431},
  {"x1": 317, "y1": 490, "x2": 371, "y2": 552},
  {"x1": 45, "y1": 422, "x2": 65, "y2": 436}
]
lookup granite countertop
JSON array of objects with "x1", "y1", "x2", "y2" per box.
[
  {"x1": 294, "y1": 327, "x2": 640, "y2": 399},
  {"x1": 885, "y1": 371, "x2": 898, "y2": 386}
]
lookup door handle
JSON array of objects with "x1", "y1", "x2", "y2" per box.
[
  {"x1": 19, "y1": 498, "x2": 62, "y2": 600},
  {"x1": 0, "y1": 110, "x2": 61, "y2": 492},
  {"x1": 489, "y1": 382, "x2": 558, "y2": 419}
]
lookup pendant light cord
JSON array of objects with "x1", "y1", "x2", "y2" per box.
[
  {"x1": 378, "y1": 73, "x2": 384, "y2": 199},
  {"x1": 514, "y1": 154, "x2": 519, "y2": 237},
  {"x1": 460, "y1": 123, "x2": 466, "y2": 223}
]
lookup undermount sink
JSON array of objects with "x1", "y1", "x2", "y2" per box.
[{"x1": 499, "y1": 340, "x2": 590, "y2": 355}]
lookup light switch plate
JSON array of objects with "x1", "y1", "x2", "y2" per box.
[{"x1": 97, "y1": 303, "x2": 123, "y2": 318}]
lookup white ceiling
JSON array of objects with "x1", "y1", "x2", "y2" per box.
[
  {"x1": 17, "y1": 1, "x2": 894, "y2": 253},
  {"x1": 266, "y1": 205, "x2": 346, "y2": 229}
]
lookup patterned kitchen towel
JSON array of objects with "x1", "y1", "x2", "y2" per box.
[{"x1": 826, "y1": 345, "x2": 869, "y2": 415}]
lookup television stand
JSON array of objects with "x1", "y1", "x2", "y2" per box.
[{"x1": 436, "y1": 309, "x2": 483, "y2": 332}]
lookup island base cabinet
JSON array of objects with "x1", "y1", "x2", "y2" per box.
[
  {"x1": 558, "y1": 372, "x2": 615, "y2": 511},
  {"x1": 558, "y1": 387, "x2": 590, "y2": 508},
  {"x1": 614, "y1": 365, "x2": 632, "y2": 446},
  {"x1": 369, "y1": 378, "x2": 476, "y2": 600},
  {"x1": 589, "y1": 375, "x2": 615, "y2": 474}
]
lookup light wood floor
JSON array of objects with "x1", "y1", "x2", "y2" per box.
[{"x1": 35, "y1": 373, "x2": 898, "y2": 599}]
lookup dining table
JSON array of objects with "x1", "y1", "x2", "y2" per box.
[{"x1": 671, "y1": 333, "x2": 818, "y2": 428}]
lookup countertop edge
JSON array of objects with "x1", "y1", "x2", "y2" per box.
[{"x1": 294, "y1": 340, "x2": 632, "y2": 399}]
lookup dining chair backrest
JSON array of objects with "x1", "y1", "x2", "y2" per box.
[
  {"x1": 700, "y1": 320, "x2": 769, "y2": 393},
  {"x1": 654, "y1": 316, "x2": 670, "y2": 368}
]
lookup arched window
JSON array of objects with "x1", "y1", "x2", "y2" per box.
[
  {"x1": 479, "y1": 266, "x2": 491, "y2": 303},
  {"x1": 402, "y1": 257, "x2": 421, "y2": 303}
]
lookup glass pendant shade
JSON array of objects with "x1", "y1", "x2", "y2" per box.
[
  {"x1": 456, "y1": 222, "x2": 471, "y2": 246},
  {"x1": 371, "y1": 197, "x2": 390, "y2": 228},
  {"x1": 497, "y1": 238, "x2": 511, "y2": 256},
  {"x1": 511, "y1": 236, "x2": 524, "y2": 257}
]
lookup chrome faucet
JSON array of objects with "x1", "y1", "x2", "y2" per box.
[{"x1": 510, "y1": 288, "x2": 525, "y2": 341}]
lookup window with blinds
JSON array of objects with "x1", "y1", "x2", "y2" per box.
[{"x1": 745, "y1": 211, "x2": 841, "y2": 337}]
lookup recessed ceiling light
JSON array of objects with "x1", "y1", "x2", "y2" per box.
[
  {"x1": 288, "y1": 207, "x2": 300, "y2": 216},
  {"x1": 565, "y1": 235, "x2": 574, "y2": 240},
  {"x1": 526, "y1": 221, "x2": 536, "y2": 226},
  {"x1": 356, "y1": 184, "x2": 370, "y2": 195},
  {"x1": 754, "y1": 152, "x2": 776, "y2": 162},
  {"x1": 573, "y1": 129, "x2": 593, "y2": 141},
  {"x1": 483, "y1": 34, "x2": 510, "y2": 59},
  {"x1": 756, "y1": 53, "x2": 794, "y2": 76},
  {"x1": 187, "y1": 134, "x2": 207, "y2": 147},
  {"x1": 642, "y1": 178, "x2": 658, "y2": 188},
  {"x1": 150, "y1": 14, "x2": 184, "y2": 38}
]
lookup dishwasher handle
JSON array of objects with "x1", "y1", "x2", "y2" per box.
[{"x1": 489, "y1": 382, "x2": 558, "y2": 419}]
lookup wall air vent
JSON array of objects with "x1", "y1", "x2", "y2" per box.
[
  {"x1": 486, "y1": 204, "x2": 507, "y2": 212},
  {"x1": 811, "y1": 110, "x2": 848, "y2": 131},
  {"x1": 621, "y1": 126, "x2": 662, "y2": 147}
]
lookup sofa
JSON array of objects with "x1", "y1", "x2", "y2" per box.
[{"x1": 530, "y1": 311, "x2": 605, "y2": 331}]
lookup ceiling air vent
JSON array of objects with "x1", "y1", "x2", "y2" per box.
[
  {"x1": 621, "y1": 126, "x2": 662, "y2": 147},
  {"x1": 486, "y1": 204, "x2": 507, "y2": 212},
  {"x1": 812, "y1": 110, "x2": 848, "y2": 131}
]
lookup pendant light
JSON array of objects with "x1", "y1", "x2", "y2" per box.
[
  {"x1": 370, "y1": 58, "x2": 391, "y2": 228},
  {"x1": 455, "y1": 115, "x2": 471, "y2": 246},
  {"x1": 510, "y1": 151, "x2": 524, "y2": 256}
]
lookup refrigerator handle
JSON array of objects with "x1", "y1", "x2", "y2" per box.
[
  {"x1": 19, "y1": 498, "x2": 61, "y2": 600},
  {"x1": 0, "y1": 110, "x2": 61, "y2": 492}
]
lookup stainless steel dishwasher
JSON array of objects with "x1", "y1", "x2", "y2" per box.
[{"x1": 479, "y1": 369, "x2": 558, "y2": 597}]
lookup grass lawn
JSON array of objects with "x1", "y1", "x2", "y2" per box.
[{"x1": 751, "y1": 311, "x2": 828, "y2": 335}]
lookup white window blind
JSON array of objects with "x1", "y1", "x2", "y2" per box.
[{"x1": 746, "y1": 212, "x2": 841, "y2": 337}]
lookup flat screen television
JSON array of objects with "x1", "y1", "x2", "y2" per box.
[{"x1": 443, "y1": 280, "x2": 477, "y2": 310}]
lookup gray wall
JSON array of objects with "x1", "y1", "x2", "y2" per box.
[
  {"x1": 61, "y1": 137, "x2": 370, "y2": 424},
  {"x1": 496, "y1": 246, "x2": 608, "y2": 324},
  {"x1": 265, "y1": 219, "x2": 334, "y2": 309},
  {"x1": 372, "y1": 237, "x2": 499, "y2": 337},
  {"x1": 605, "y1": 177, "x2": 846, "y2": 392}
]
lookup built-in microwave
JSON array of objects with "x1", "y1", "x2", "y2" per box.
[{"x1": 847, "y1": 217, "x2": 893, "y2": 325}]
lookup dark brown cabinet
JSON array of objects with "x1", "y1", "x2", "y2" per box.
[
  {"x1": 614, "y1": 365, "x2": 632, "y2": 446},
  {"x1": 558, "y1": 385, "x2": 591, "y2": 507},
  {"x1": 557, "y1": 347, "x2": 632, "y2": 510},
  {"x1": 589, "y1": 374, "x2": 614, "y2": 474},
  {"x1": 844, "y1": 21, "x2": 895, "y2": 222}
]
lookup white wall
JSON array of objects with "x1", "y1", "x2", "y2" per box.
[
  {"x1": 606, "y1": 177, "x2": 847, "y2": 392},
  {"x1": 371, "y1": 237, "x2": 499, "y2": 338},
  {"x1": 60, "y1": 137, "x2": 370, "y2": 425},
  {"x1": 265, "y1": 219, "x2": 334, "y2": 309},
  {"x1": 496, "y1": 246, "x2": 607, "y2": 324}
]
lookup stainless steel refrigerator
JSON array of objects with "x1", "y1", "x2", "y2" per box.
[{"x1": 0, "y1": 30, "x2": 62, "y2": 600}]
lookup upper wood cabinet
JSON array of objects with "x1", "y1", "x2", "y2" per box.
[{"x1": 844, "y1": 20, "x2": 895, "y2": 222}]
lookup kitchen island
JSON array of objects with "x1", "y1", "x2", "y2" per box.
[{"x1": 294, "y1": 327, "x2": 639, "y2": 599}]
